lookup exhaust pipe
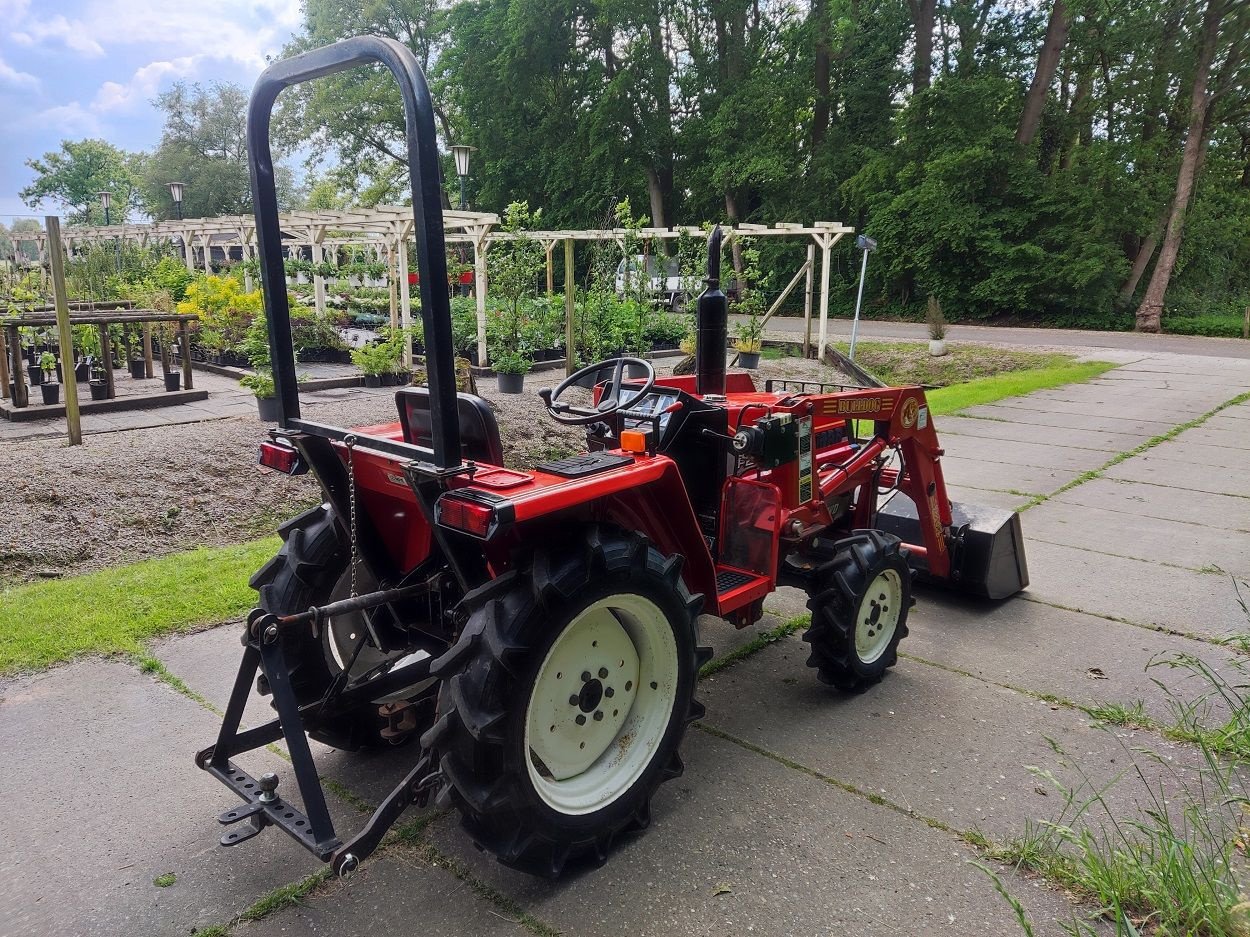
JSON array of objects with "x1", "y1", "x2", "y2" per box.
[{"x1": 695, "y1": 226, "x2": 727, "y2": 396}]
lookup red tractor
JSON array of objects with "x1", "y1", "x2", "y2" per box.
[{"x1": 199, "y1": 35, "x2": 1028, "y2": 880}]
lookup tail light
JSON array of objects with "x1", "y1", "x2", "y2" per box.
[
  {"x1": 435, "y1": 491, "x2": 514, "y2": 540},
  {"x1": 258, "y1": 440, "x2": 307, "y2": 475}
]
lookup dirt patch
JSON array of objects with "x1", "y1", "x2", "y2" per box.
[{"x1": 794, "y1": 341, "x2": 1076, "y2": 388}]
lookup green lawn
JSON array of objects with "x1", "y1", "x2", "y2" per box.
[
  {"x1": 0, "y1": 358, "x2": 1116, "y2": 676},
  {"x1": 0, "y1": 537, "x2": 278, "y2": 674}
]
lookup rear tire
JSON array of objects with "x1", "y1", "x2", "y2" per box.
[
  {"x1": 423, "y1": 526, "x2": 710, "y2": 877},
  {"x1": 249, "y1": 504, "x2": 395, "y2": 749},
  {"x1": 803, "y1": 530, "x2": 911, "y2": 691}
]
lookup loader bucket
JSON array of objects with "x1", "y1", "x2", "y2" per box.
[{"x1": 875, "y1": 499, "x2": 1029, "y2": 600}]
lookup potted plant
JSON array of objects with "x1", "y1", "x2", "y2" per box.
[
  {"x1": 164, "y1": 370, "x2": 182, "y2": 392},
  {"x1": 351, "y1": 341, "x2": 392, "y2": 388},
  {"x1": 38, "y1": 352, "x2": 60, "y2": 404},
  {"x1": 241, "y1": 370, "x2": 280, "y2": 421},
  {"x1": 926, "y1": 296, "x2": 948, "y2": 357},
  {"x1": 26, "y1": 353, "x2": 42, "y2": 386},
  {"x1": 491, "y1": 346, "x2": 532, "y2": 394},
  {"x1": 734, "y1": 319, "x2": 763, "y2": 369},
  {"x1": 88, "y1": 365, "x2": 110, "y2": 401}
]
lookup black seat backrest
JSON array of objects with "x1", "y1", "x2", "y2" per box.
[{"x1": 396, "y1": 387, "x2": 505, "y2": 466}]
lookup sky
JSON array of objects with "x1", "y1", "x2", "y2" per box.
[{"x1": 0, "y1": 0, "x2": 303, "y2": 220}]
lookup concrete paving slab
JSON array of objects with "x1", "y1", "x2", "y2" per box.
[
  {"x1": 935, "y1": 414, "x2": 1145, "y2": 453},
  {"x1": 697, "y1": 639, "x2": 1208, "y2": 843},
  {"x1": 1022, "y1": 539, "x2": 1248, "y2": 637},
  {"x1": 1024, "y1": 498, "x2": 1250, "y2": 574},
  {"x1": 1143, "y1": 439, "x2": 1250, "y2": 472},
  {"x1": 904, "y1": 590, "x2": 1242, "y2": 725},
  {"x1": 1176, "y1": 425, "x2": 1250, "y2": 451},
  {"x1": 944, "y1": 484, "x2": 1034, "y2": 512},
  {"x1": 423, "y1": 729, "x2": 1095, "y2": 937},
  {"x1": 1051, "y1": 477, "x2": 1250, "y2": 532},
  {"x1": 238, "y1": 851, "x2": 530, "y2": 937},
  {"x1": 959, "y1": 404, "x2": 1177, "y2": 436},
  {"x1": 937, "y1": 455, "x2": 1072, "y2": 497},
  {"x1": 0, "y1": 658, "x2": 355, "y2": 937},
  {"x1": 1207, "y1": 413, "x2": 1250, "y2": 434},
  {"x1": 989, "y1": 396, "x2": 1217, "y2": 425},
  {"x1": 1105, "y1": 454, "x2": 1250, "y2": 498},
  {"x1": 939, "y1": 435, "x2": 1111, "y2": 473}
]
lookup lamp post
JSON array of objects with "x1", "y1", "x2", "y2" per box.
[
  {"x1": 450, "y1": 145, "x2": 475, "y2": 210},
  {"x1": 167, "y1": 181, "x2": 185, "y2": 220},
  {"x1": 98, "y1": 191, "x2": 119, "y2": 273},
  {"x1": 848, "y1": 234, "x2": 877, "y2": 361}
]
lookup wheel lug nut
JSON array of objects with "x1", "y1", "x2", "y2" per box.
[
  {"x1": 598, "y1": 667, "x2": 608, "y2": 678},
  {"x1": 569, "y1": 695, "x2": 579, "y2": 706},
  {"x1": 581, "y1": 671, "x2": 591, "y2": 682},
  {"x1": 605, "y1": 687, "x2": 615, "y2": 698},
  {"x1": 576, "y1": 714, "x2": 586, "y2": 726},
  {"x1": 593, "y1": 711, "x2": 604, "y2": 721}
]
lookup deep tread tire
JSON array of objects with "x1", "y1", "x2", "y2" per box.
[
  {"x1": 248, "y1": 503, "x2": 386, "y2": 750},
  {"x1": 424, "y1": 525, "x2": 709, "y2": 878},
  {"x1": 803, "y1": 530, "x2": 911, "y2": 691}
]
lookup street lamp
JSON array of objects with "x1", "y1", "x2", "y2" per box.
[
  {"x1": 167, "y1": 181, "x2": 186, "y2": 220},
  {"x1": 450, "y1": 145, "x2": 475, "y2": 210},
  {"x1": 848, "y1": 234, "x2": 877, "y2": 361},
  {"x1": 97, "y1": 190, "x2": 112, "y2": 226}
]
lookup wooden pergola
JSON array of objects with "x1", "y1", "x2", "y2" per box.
[
  {"x1": 1, "y1": 309, "x2": 196, "y2": 408},
  {"x1": 64, "y1": 211, "x2": 855, "y2": 366}
]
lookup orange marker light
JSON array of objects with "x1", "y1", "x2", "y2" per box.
[{"x1": 620, "y1": 430, "x2": 649, "y2": 453}]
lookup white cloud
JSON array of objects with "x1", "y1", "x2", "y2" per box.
[
  {"x1": 33, "y1": 101, "x2": 102, "y2": 136},
  {"x1": 10, "y1": 14, "x2": 105, "y2": 57},
  {"x1": 92, "y1": 56, "x2": 200, "y2": 112},
  {"x1": 0, "y1": 55, "x2": 39, "y2": 89}
]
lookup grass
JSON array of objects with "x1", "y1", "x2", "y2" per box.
[
  {"x1": 835, "y1": 341, "x2": 1092, "y2": 389},
  {"x1": 153, "y1": 873, "x2": 176, "y2": 888},
  {"x1": 924, "y1": 360, "x2": 1117, "y2": 416},
  {"x1": 0, "y1": 536, "x2": 279, "y2": 675}
]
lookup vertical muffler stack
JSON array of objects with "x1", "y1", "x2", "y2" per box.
[
  {"x1": 875, "y1": 499, "x2": 1029, "y2": 600},
  {"x1": 695, "y1": 226, "x2": 727, "y2": 397}
]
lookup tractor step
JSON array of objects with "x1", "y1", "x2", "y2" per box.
[{"x1": 714, "y1": 565, "x2": 772, "y2": 611}]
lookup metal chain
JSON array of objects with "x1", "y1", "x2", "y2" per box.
[{"x1": 344, "y1": 434, "x2": 360, "y2": 598}]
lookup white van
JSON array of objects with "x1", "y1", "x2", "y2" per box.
[{"x1": 614, "y1": 255, "x2": 700, "y2": 310}]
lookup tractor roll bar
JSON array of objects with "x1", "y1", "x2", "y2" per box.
[{"x1": 247, "y1": 36, "x2": 462, "y2": 470}]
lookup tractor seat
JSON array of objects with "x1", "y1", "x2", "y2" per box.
[{"x1": 395, "y1": 386, "x2": 505, "y2": 466}]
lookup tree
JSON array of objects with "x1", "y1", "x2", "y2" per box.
[
  {"x1": 1016, "y1": 0, "x2": 1071, "y2": 146},
  {"x1": 137, "y1": 81, "x2": 295, "y2": 220},
  {"x1": 1135, "y1": 0, "x2": 1237, "y2": 331},
  {"x1": 20, "y1": 139, "x2": 142, "y2": 224}
]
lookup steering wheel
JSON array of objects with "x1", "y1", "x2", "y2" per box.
[{"x1": 538, "y1": 357, "x2": 657, "y2": 426}]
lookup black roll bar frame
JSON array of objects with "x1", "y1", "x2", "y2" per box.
[{"x1": 247, "y1": 35, "x2": 462, "y2": 471}]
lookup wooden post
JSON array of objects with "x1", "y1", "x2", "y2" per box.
[
  {"x1": 179, "y1": 320, "x2": 193, "y2": 390},
  {"x1": 546, "y1": 241, "x2": 555, "y2": 295},
  {"x1": 564, "y1": 239, "x2": 576, "y2": 376},
  {"x1": 142, "y1": 323, "x2": 154, "y2": 378},
  {"x1": 388, "y1": 244, "x2": 399, "y2": 331},
  {"x1": 803, "y1": 243, "x2": 815, "y2": 358},
  {"x1": 473, "y1": 233, "x2": 488, "y2": 367},
  {"x1": 6, "y1": 324, "x2": 24, "y2": 408},
  {"x1": 46, "y1": 217, "x2": 82, "y2": 444},
  {"x1": 0, "y1": 327, "x2": 9, "y2": 400},
  {"x1": 98, "y1": 323, "x2": 115, "y2": 399},
  {"x1": 1243, "y1": 305, "x2": 1249, "y2": 341}
]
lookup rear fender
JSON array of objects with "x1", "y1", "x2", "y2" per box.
[{"x1": 484, "y1": 463, "x2": 717, "y2": 603}]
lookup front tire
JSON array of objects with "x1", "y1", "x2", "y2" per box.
[
  {"x1": 803, "y1": 530, "x2": 911, "y2": 691},
  {"x1": 423, "y1": 526, "x2": 709, "y2": 877}
]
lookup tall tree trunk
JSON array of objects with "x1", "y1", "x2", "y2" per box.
[
  {"x1": 1058, "y1": 63, "x2": 1093, "y2": 170},
  {"x1": 1017, "y1": 0, "x2": 1071, "y2": 145},
  {"x1": 724, "y1": 191, "x2": 744, "y2": 276},
  {"x1": 1135, "y1": 0, "x2": 1225, "y2": 332},
  {"x1": 813, "y1": 0, "x2": 831, "y2": 146},
  {"x1": 645, "y1": 167, "x2": 667, "y2": 228},
  {"x1": 907, "y1": 0, "x2": 937, "y2": 94},
  {"x1": 1119, "y1": 229, "x2": 1159, "y2": 305}
]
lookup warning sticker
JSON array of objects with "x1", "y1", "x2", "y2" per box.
[{"x1": 918, "y1": 406, "x2": 929, "y2": 430}]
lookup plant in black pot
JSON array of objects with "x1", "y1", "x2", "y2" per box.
[
  {"x1": 351, "y1": 341, "x2": 391, "y2": 388},
  {"x1": 26, "y1": 351, "x2": 43, "y2": 386},
  {"x1": 38, "y1": 352, "x2": 60, "y2": 405},
  {"x1": 88, "y1": 365, "x2": 110, "y2": 400},
  {"x1": 241, "y1": 370, "x2": 280, "y2": 421},
  {"x1": 732, "y1": 240, "x2": 769, "y2": 370},
  {"x1": 492, "y1": 346, "x2": 532, "y2": 394}
]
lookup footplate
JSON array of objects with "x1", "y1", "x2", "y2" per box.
[{"x1": 205, "y1": 758, "x2": 341, "y2": 860}]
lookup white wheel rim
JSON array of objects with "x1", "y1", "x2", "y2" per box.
[
  {"x1": 855, "y1": 569, "x2": 902, "y2": 664},
  {"x1": 524, "y1": 594, "x2": 678, "y2": 815}
]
